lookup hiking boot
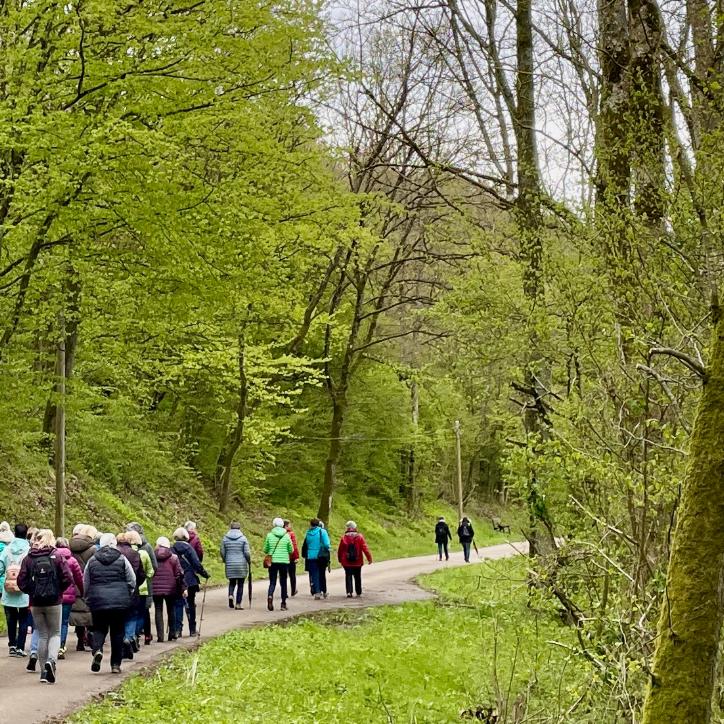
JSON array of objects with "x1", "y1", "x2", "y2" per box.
[
  {"x1": 280, "y1": 602, "x2": 287, "y2": 611},
  {"x1": 235, "y1": 603, "x2": 243, "y2": 610},
  {"x1": 44, "y1": 661, "x2": 56, "y2": 684},
  {"x1": 122, "y1": 639, "x2": 133, "y2": 660},
  {"x1": 111, "y1": 665, "x2": 122, "y2": 674},
  {"x1": 91, "y1": 651, "x2": 103, "y2": 672},
  {"x1": 267, "y1": 596, "x2": 274, "y2": 611},
  {"x1": 26, "y1": 653, "x2": 38, "y2": 672},
  {"x1": 58, "y1": 647, "x2": 66, "y2": 660},
  {"x1": 228, "y1": 595, "x2": 234, "y2": 609}
]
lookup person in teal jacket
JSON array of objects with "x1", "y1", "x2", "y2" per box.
[
  {"x1": 0, "y1": 525, "x2": 31, "y2": 655},
  {"x1": 263, "y1": 518, "x2": 293, "y2": 612},
  {"x1": 302, "y1": 519, "x2": 331, "y2": 600}
]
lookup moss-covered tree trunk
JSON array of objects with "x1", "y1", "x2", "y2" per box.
[{"x1": 642, "y1": 297, "x2": 724, "y2": 724}]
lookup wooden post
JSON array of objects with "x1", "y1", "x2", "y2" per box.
[
  {"x1": 54, "y1": 314, "x2": 66, "y2": 537},
  {"x1": 454, "y1": 420, "x2": 463, "y2": 520}
]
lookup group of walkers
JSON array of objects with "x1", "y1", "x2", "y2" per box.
[
  {"x1": 0, "y1": 520, "x2": 209, "y2": 683},
  {"x1": 434, "y1": 516, "x2": 476, "y2": 562},
  {"x1": 222, "y1": 518, "x2": 373, "y2": 613},
  {"x1": 0, "y1": 516, "x2": 374, "y2": 684}
]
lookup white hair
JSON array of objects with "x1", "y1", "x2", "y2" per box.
[{"x1": 184, "y1": 521, "x2": 197, "y2": 531}]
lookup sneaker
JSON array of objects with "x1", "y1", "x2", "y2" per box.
[
  {"x1": 131, "y1": 638, "x2": 139, "y2": 654},
  {"x1": 122, "y1": 640, "x2": 133, "y2": 660},
  {"x1": 26, "y1": 653, "x2": 38, "y2": 672},
  {"x1": 44, "y1": 661, "x2": 56, "y2": 684},
  {"x1": 323, "y1": 591, "x2": 329, "y2": 599},
  {"x1": 291, "y1": 589, "x2": 298, "y2": 597},
  {"x1": 313, "y1": 594, "x2": 321, "y2": 600},
  {"x1": 39, "y1": 670, "x2": 48, "y2": 684},
  {"x1": 267, "y1": 596, "x2": 274, "y2": 611},
  {"x1": 346, "y1": 593, "x2": 353, "y2": 598},
  {"x1": 76, "y1": 641, "x2": 86, "y2": 652},
  {"x1": 144, "y1": 635, "x2": 153, "y2": 646},
  {"x1": 356, "y1": 593, "x2": 362, "y2": 597},
  {"x1": 111, "y1": 665, "x2": 121, "y2": 674},
  {"x1": 91, "y1": 651, "x2": 103, "y2": 673},
  {"x1": 235, "y1": 603, "x2": 244, "y2": 610},
  {"x1": 58, "y1": 647, "x2": 66, "y2": 660},
  {"x1": 228, "y1": 595, "x2": 234, "y2": 609},
  {"x1": 280, "y1": 602, "x2": 287, "y2": 611},
  {"x1": 15, "y1": 648, "x2": 27, "y2": 657},
  {"x1": 9, "y1": 646, "x2": 16, "y2": 656}
]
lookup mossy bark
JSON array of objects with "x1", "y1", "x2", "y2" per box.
[{"x1": 642, "y1": 301, "x2": 724, "y2": 724}]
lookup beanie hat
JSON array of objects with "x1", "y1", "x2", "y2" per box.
[
  {"x1": 272, "y1": 517, "x2": 284, "y2": 528},
  {"x1": 173, "y1": 527, "x2": 189, "y2": 541},
  {"x1": 99, "y1": 533, "x2": 117, "y2": 548},
  {"x1": 156, "y1": 536, "x2": 171, "y2": 548},
  {"x1": 346, "y1": 520, "x2": 357, "y2": 531}
]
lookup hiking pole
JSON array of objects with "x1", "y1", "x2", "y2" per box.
[
  {"x1": 197, "y1": 577, "x2": 209, "y2": 638},
  {"x1": 473, "y1": 540, "x2": 480, "y2": 559}
]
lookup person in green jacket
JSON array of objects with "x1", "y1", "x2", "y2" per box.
[{"x1": 263, "y1": 518, "x2": 293, "y2": 612}]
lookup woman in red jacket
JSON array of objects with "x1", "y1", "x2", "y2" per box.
[{"x1": 336, "y1": 521, "x2": 372, "y2": 598}]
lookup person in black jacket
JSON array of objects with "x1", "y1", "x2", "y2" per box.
[
  {"x1": 434, "y1": 517, "x2": 452, "y2": 561},
  {"x1": 171, "y1": 528, "x2": 209, "y2": 637},
  {"x1": 83, "y1": 533, "x2": 136, "y2": 674},
  {"x1": 457, "y1": 517, "x2": 475, "y2": 563}
]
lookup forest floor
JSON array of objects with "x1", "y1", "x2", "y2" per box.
[{"x1": 0, "y1": 541, "x2": 525, "y2": 723}]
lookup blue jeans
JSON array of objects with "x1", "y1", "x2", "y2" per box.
[
  {"x1": 60, "y1": 603, "x2": 72, "y2": 647},
  {"x1": 307, "y1": 559, "x2": 321, "y2": 594},
  {"x1": 437, "y1": 542, "x2": 449, "y2": 559},
  {"x1": 124, "y1": 606, "x2": 137, "y2": 641},
  {"x1": 462, "y1": 541, "x2": 471, "y2": 562}
]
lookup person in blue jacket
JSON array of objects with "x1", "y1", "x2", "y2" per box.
[{"x1": 301, "y1": 519, "x2": 330, "y2": 600}]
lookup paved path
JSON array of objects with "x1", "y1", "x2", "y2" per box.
[{"x1": 0, "y1": 541, "x2": 526, "y2": 723}]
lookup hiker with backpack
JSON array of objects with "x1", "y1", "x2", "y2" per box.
[
  {"x1": 152, "y1": 536, "x2": 185, "y2": 641},
  {"x1": 17, "y1": 529, "x2": 74, "y2": 684},
  {"x1": 284, "y1": 519, "x2": 299, "y2": 597},
  {"x1": 54, "y1": 537, "x2": 84, "y2": 660},
  {"x1": 69, "y1": 523, "x2": 99, "y2": 651},
  {"x1": 116, "y1": 531, "x2": 147, "y2": 659},
  {"x1": 221, "y1": 522, "x2": 251, "y2": 610},
  {"x1": 172, "y1": 527, "x2": 209, "y2": 636},
  {"x1": 263, "y1": 517, "x2": 293, "y2": 611},
  {"x1": 457, "y1": 516, "x2": 475, "y2": 563},
  {"x1": 434, "y1": 516, "x2": 452, "y2": 561},
  {"x1": 83, "y1": 533, "x2": 137, "y2": 674},
  {"x1": 126, "y1": 522, "x2": 158, "y2": 645},
  {"x1": 337, "y1": 521, "x2": 372, "y2": 598},
  {"x1": 123, "y1": 529, "x2": 154, "y2": 649},
  {"x1": 0, "y1": 523, "x2": 31, "y2": 656},
  {"x1": 301, "y1": 519, "x2": 330, "y2": 600}
]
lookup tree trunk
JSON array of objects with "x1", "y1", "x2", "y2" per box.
[
  {"x1": 641, "y1": 297, "x2": 724, "y2": 724},
  {"x1": 216, "y1": 335, "x2": 249, "y2": 514},
  {"x1": 317, "y1": 394, "x2": 346, "y2": 525}
]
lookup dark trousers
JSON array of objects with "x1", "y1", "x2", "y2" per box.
[
  {"x1": 344, "y1": 566, "x2": 363, "y2": 595},
  {"x1": 319, "y1": 559, "x2": 328, "y2": 593},
  {"x1": 4, "y1": 605, "x2": 29, "y2": 650},
  {"x1": 288, "y1": 561, "x2": 297, "y2": 595},
  {"x1": 91, "y1": 609, "x2": 126, "y2": 667},
  {"x1": 228, "y1": 578, "x2": 245, "y2": 604},
  {"x1": 462, "y1": 541, "x2": 472, "y2": 562},
  {"x1": 268, "y1": 563, "x2": 288, "y2": 602},
  {"x1": 153, "y1": 595, "x2": 176, "y2": 642},
  {"x1": 307, "y1": 559, "x2": 321, "y2": 594},
  {"x1": 437, "y1": 541, "x2": 449, "y2": 560},
  {"x1": 174, "y1": 585, "x2": 199, "y2": 634}
]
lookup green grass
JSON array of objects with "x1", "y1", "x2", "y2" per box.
[{"x1": 70, "y1": 557, "x2": 602, "y2": 724}]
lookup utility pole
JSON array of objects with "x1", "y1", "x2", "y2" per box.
[
  {"x1": 454, "y1": 420, "x2": 463, "y2": 521},
  {"x1": 54, "y1": 314, "x2": 66, "y2": 537}
]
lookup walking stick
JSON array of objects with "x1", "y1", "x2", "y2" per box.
[
  {"x1": 473, "y1": 540, "x2": 480, "y2": 559},
  {"x1": 197, "y1": 577, "x2": 209, "y2": 637},
  {"x1": 247, "y1": 566, "x2": 253, "y2": 608}
]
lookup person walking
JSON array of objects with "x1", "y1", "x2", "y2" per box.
[
  {"x1": 284, "y1": 520, "x2": 299, "y2": 597},
  {"x1": 221, "y1": 522, "x2": 251, "y2": 610},
  {"x1": 185, "y1": 521, "x2": 204, "y2": 562},
  {"x1": 337, "y1": 521, "x2": 372, "y2": 598},
  {"x1": 263, "y1": 518, "x2": 292, "y2": 611},
  {"x1": 126, "y1": 522, "x2": 158, "y2": 645},
  {"x1": 0, "y1": 523, "x2": 31, "y2": 657},
  {"x1": 153, "y1": 537, "x2": 184, "y2": 642},
  {"x1": 457, "y1": 516, "x2": 475, "y2": 563},
  {"x1": 69, "y1": 523, "x2": 99, "y2": 651},
  {"x1": 53, "y1": 538, "x2": 84, "y2": 659},
  {"x1": 172, "y1": 528, "x2": 209, "y2": 635},
  {"x1": 84, "y1": 533, "x2": 136, "y2": 675},
  {"x1": 434, "y1": 516, "x2": 452, "y2": 561},
  {"x1": 318, "y1": 521, "x2": 331, "y2": 598},
  {"x1": 116, "y1": 531, "x2": 146, "y2": 660},
  {"x1": 124, "y1": 529, "x2": 154, "y2": 650},
  {"x1": 18, "y1": 529, "x2": 73, "y2": 684},
  {"x1": 301, "y1": 519, "x2": 330, "y2": 600}
]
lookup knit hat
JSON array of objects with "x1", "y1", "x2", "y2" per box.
[
  {"x1": 173, "y1": 527, "x2": 189, "y2": 541},
  {"x1": 156, "y1": 536, "x2": 171, "y2": 548},
  {"x1": 346, "y1": 520, "x2": 357, "y2": 531},
  {"x1": 272, "y1": 517, "x2": 284, "y2": 528},
  {"x1": 99, "y1": 533, "x2": 117, "y2": 548}
]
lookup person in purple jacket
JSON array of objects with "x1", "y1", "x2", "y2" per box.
[
  {"x1": 153, "y1": 537, "x2": 185, "y2": 642},
  {"x1": 184, "y1": 521, "x2": 204, "y2": 562}
]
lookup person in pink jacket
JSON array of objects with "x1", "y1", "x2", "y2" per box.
[{"x1": 55, "y1": 537, "x2": 84, "y2": 659}]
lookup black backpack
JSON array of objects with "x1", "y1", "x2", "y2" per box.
[
  {"x1": 460, "y1": 523, "x2": 472, "y2": 538},
  {"x1": 30, "y1": 554, "x2": 61, "y2": 605},
  {"x1": 345, "y1": 539, "x2": 358, "y2": 564},
  {"x1": 435, "y1": 522, "x2": 447, "y2": 538}
]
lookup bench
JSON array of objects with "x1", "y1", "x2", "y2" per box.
[{"x1": 491, "y1": 517, "x2": 511, "y2": 534}]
